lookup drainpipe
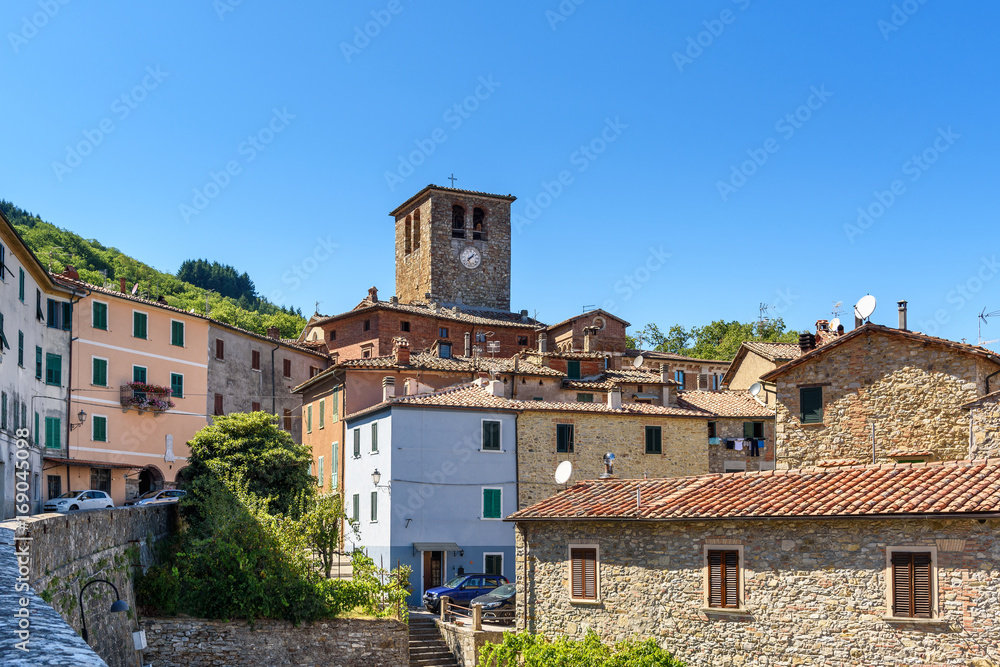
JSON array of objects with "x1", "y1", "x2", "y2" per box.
[
  {"x1": 270, "y1": 343, "x2": 280, "y2": 415},
  {"x1": 65, "y1": 284, "x2": 89, "y2": 496}
]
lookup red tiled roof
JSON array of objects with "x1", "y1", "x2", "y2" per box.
[
  {"x1": 815, "y1": 459, "x2": 865, "y2": 468},
  {"x1": 544, "y1": 308, "x2": 631, "y2": 331},
  {"x1": 309, "y1": 299, "x2": 542, "y2": 330},
  {"x1": 676, "y1": 391, "x2": 774, "y2": 418},
  {"x1": 507, "y1": 459, "x2": 1000, "y2": 522},
  {"x1": 563, "y1": 367, "x2": 678, "y2": 390},
  {"x1": 741, "y1": 342, "x2": 802, "y2": 362}
]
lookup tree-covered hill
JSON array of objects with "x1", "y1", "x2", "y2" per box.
[{"x1": 1, "y1": 200, "x2": 306, "y2": 338}]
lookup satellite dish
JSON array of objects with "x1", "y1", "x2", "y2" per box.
[
  {"x1": 830, "y1": 317, "x2": 841, "y2": 331},
  {"x1": 854, "y1": 295, "x2": 877, "y2": 321},
  {"x1": 632, "y1": 355, "x2": 644, "y2": 368},
  {"x1": 749, "y1": 382, "x2": 762, "y2": 397},
  {"x1": 554, "y1": 461, "x2": 573, "y2": 485}
]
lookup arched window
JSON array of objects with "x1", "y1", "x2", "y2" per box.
[
  {"x1": 472, "y1": 207, "x2": 485, "y2": 240},
  {"x1": 404, "y1": 215, "x2": 412, "y2": 254},
  {"x1": 452, "y1": 205, "x2": 466, "y2": 239},
  {"x1": 413, "y1": 209, "x2": 421, "y2": 249}
]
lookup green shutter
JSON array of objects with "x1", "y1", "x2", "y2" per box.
[
  {"x1": 371, "y1": 491, "x2": 378, "y2": 522},
  {"x1": 92, "y1": 358, "x2": 108, "y2": 387},
  {"x1": 332, "y1": 388, "x2": 339, "y2": 422},
  {"x1": 306, "y1": 405, "x2": 313, "y2": 433},
  {"x1": 133, "y1": 366, "x2": 147, "y2": 383},
  {"x1": 800, "y1": 387, "x2": 823, "y2": 424},
  {"x1": 45, "y1": 417, "x2": 61, "y2": 448},
  {"x1": 332, "y1": 442, "x2": 338, "y2": 489},
  {"x1": 1, "y1": 393, "x2": 7, "y2": 430},
  {"x1": 318, "y1": 456, "x2": 324, "y2": 486},
  {"x1": 319, "y1": 399, "x2": 325, "y2": 429},
  {"x1": 646, "y1": 426, "x2": 662, "y2": 454},
  {"x1": 92, "y1": 302, "x2": 107, "y2": 330},
  {"x1": 567, "y1": 360, "x2": 581, "y2": 379},
  {"x1": 45, "y1": 354, "x2": 62, "y2": 386},
  {"x1": 171, "y1": 321, "x2": 184, "y2": 346},
  {"x1": 35, "y1": 347, "x2": 42, "y2": 379},
  {"x1": 93, "y1": 416, "x2": 107, "y2": 442},
  {"x1": 62, "y1": 302, "x2": 72, "y2": 331},
  {"x1": 18, "y1": 268, "x2": 24, "y2": 302},
  {"x1": 354, "y1": 429, "x2": 360, "y2": 457},
  {"x1": 17, "y1": 332, "x2": 23, "y2": 367},
  {"x1": 371, "y1": 423, "x2": 378, "y2": 452},
  {"x1": 133, "y1": 312, "x2": 147, "y2": 339},
  {"x1": 743, "y1": 422, "x2": 754, "y2": 438},
  {"x1": 171, "y1": 373, "x2": 183, "y2": 398},
  {"x1": 483, "y1": 489, "x2": 501, "y2": 519}
]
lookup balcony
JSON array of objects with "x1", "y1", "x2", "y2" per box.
[{"x1": 120, "y1": 382, "x2": 175, "y2": 416}]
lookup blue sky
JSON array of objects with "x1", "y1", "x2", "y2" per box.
[{"x1": 2, "y1": 1, "x2": 998, "y2": 347}]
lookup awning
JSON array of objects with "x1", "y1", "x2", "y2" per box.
[
  {"x1": 633, "y1": 393, "x2": 660, "y2": 400},
  {"x1": 412, "y1": 542, "x2": 461, "y2": 552},
  {"x1": 43, "y1": 456, "x2": 140, "y2": 470}
]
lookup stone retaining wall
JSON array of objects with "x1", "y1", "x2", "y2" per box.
[
  {"x1": 435, "y1": 618, "x2": 505, "y2": 667},
  {"x1": 142, "y1": 616, "x2": 409, "y2": 667}
]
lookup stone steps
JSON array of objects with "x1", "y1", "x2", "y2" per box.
[{"x1": 409, "y1": 617, "x2": 457, "y2": 667}]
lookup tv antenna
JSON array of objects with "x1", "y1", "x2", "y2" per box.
[
  {"x1": 758, "y1": 303, "x2": 773, "y2": 324},
  {"x1": 486, "y1": 341, "x2": 500, "y2": 358},
  {"x1": 854, "y1": 295, "x2": 877, "y2": 323},
  {"x1": 831, "y1": 301, "x2": 843, "y2": 319},
  {"x1": 582, "y1": 304, "x2": 596, "y2": 313},
  {"x1": 978, "y1": 308, "x2": 1000, "y2": 346}
]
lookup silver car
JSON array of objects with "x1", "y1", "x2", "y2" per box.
[
  {"x1": 43, "y1": 490, "x2": 114, "y2": 512},
  {"x1": 125, "y1": 489, "x2": 187, "y2": 506}
]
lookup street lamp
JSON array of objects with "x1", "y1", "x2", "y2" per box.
[
  {"x1": 69, "y1": 409, "x2": 88, "y2": 431},
  {"x1": 79, "y1": 578, "x2": 129, "y2": 642},
  {"x1": 372, "y1": 469, "x2": 381, "y2": 486}
]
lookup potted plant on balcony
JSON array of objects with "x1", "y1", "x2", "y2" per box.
[{"x1": 121, "y1": 382, "x2": 176, "y2": 414}]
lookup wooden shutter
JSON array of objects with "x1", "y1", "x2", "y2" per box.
[
  {"x1": 214, "y1": 394, "x2": 224, "y2": 416},
  {"x1": 708, "y1": 550, "x2": 739, "y2": 608},
  {"x1": 800, "y1": 387, "x2": 823, "y2": 423},
  {"x1": 570, "y1": 548, "x2": 597, "y2": 600},
  {"x1": 892, "y1": 552, "x2": 932, "y2": 618},
  {"x1": 645, "y1": 426, "x2": 662, "y2": 454},
  {"x1": 252, "y1": 350, "x2": 261, "y2": 370},
  {"x1": 216, "y1": 339, "x2": 224, "y2": 360},
  {"x1": 743, "y1": 422, "x2": 754, "y2": 438}
]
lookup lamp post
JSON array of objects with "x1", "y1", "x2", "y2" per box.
[
  {"x1": 68, "y1": 409, "x2": 88, "y2": 431},
  {"x1": 79, "y1": 578, "x2": 129, "y2": 642}
]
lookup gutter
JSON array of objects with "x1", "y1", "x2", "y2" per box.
[
  {"x1": 505, "y1": 511, "x2": 1000, "y2": 524},
  {"x1": 270, "y1": 340, "x2": 280, "y2": 415}
]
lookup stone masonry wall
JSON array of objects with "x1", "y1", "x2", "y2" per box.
[
  {"x1": 517, "y1": 411, "x2": 708, "y2": 509},
  {"x1": 707, "y1": 417, "x2": 775, "y2": 473},
  {"x1": 515, "y1": 517, "x2": 1000, "y2": 666},
  {"x1": 435, "y1": 619, "x2": 504, "y2": 667},
  {"x1": 143, "y1": 616, "x2": 409, "y2": 667},
  {"x1": 18, "y1": 505, "x2": 177, "y2": 667},
  {"x1": 970, "y1": 394, "x2": 1000, "y2": 459},
  {"x1": 774, "y1": 330, "x2": 996, "y2": 468}
]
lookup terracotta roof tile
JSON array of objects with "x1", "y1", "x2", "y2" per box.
[
  {"x1": 508, "y1": 459, "x2": 1000, "y2": 522},
  {"x1": 740, "y1": 341, "x2": 802, "y2": 362},
  {"x1": 676, "y1": 391, "x2": 774, "y2": 418},
  {"x1": 313, "y1": 300, "x2": 541, "y2": 330},
  {"x1": 563, "y1": 367, "x2": 678, "y2": 390}
]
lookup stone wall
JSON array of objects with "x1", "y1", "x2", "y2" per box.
[
  {"x1": 435, "y1": 618, "x2": 505, "y2": 667},
  {"x1": 515, "y1": 517, "x2": 1000, "y2": 666},
  {"x1": 707, "y1": 417, "x2": 774, "y2": 473},
  {"x1": 142, "y1": 616, "x2": 408, "y2": 667},
  {"x1": 773, "y1": 329, "x2": 998, "y2": 467},
  {"x1": 969, "y1": 393, "x2": 1000, "y2": 459},
  {"x1": 17, "y1": 505, "x2": 177, "y2": 667},
  {"x1": 517, "y1": 411, "x2": 708, "y2": 509}
]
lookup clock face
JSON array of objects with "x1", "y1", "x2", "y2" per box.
[{"x1": 460, "y1": 246, "x2": 482, "y2": 269}]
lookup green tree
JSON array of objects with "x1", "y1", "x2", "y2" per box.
[
  {"x1": 628, "y1": 318, "x2": 799, "y2": 360},
  {"x1": 299, "y1": 494, "x2": 353, "y2": 578}
]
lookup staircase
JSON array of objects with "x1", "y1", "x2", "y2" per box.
[{"x1": 409, "y1": 614, "x2": 458, "y2": 667}]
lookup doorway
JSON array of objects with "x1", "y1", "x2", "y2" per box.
[
  {"x1": 423, "y1": 551, "x2": 444, "y2": 594},
  {"x1": 138, "y1": 466, "x2": 164, "y2": 495}
]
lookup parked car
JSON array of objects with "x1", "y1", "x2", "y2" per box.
[
  {"x1": 43, "y1": 490, "x2": 113, "y2": 513},
  {"x1": 471, "y1": 583, "x2": 516, "y2": 624},
  {"x1": 422, "y1": 573, "x2": 509, "y2": 613},
  {"x1": 124, "y1": 489, "x2": 187, "y2": 506}
]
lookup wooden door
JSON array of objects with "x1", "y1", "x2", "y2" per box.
[{"x1": 423, "y1": 551, "x2": 443, "y2": 593}]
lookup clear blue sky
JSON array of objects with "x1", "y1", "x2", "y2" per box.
[{"x1": 3, "y1": 1, "x2": 998, "y2": 347}]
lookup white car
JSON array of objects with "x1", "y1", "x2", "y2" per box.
[{"x1": 43, "y1": 490, "x2": 114, "y2": 512}]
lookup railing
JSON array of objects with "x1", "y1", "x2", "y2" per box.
[
  {"x1": 119, "y1": 383, "x2": 175, "y2": 415},
  {"x1": 439, "y1": 596, "x2": 483, "y2": 631}
]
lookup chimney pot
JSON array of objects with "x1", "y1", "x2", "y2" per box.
[
  {"x1": 798, "y1": 332, "x2": 816, "y2": 353},
  {"x1": 390, "y1": 295, "x2": 398, "y2": 305},
  {"x1": 120, "y1": 278, "x2": 127, "y2": 293},
  {"x1": 62, "y1": 265, "x2": 80, "y2": 280},
  {"x1": 464, "y1": 332, "x2": 472, "y2": 357},
  {"x1": 660, "y1": 362, "x2": 670, "y2": 385},
  {"x1": 382, "y1": 376, "x2": 396, "y2": 401},
  {"x1": 368, "y1": 286, "x2": 378, "y2": 303},
  {"x1": 897, "y1": 300, "x2": 908, "y2": 331},
  {"x1": 538, "y1": 332, "x2": 547, "y2": 354},
  {"x1": 393, "y1": 337, "x2": 410, "y2": 366},
  {"x1": 608, "y1": 386, "x2": 622, "y2": 410}
]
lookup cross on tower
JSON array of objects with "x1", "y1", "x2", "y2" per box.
[{"x1": 447, "y1": 173, "x2": 458, "y2": 187}]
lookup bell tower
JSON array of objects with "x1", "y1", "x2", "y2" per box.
[{"x1": 390, "y1": 185, "x2": 515, "y2": 311}]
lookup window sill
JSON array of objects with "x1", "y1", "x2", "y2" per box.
[
  {"x1": 481, "y1": 517, "x2": 502, "y2": 521},
  {"x1": 569, "y1": 598, "x2": 601, "y2": 606},
  {"x1": 798, "y1": 422, "x2": 825, "y2": 427},
  {"x1": 699, "y1": 607, "x2": 751, "y2": 615},
  {"x1": 882, "y1": 615, "x2": 945, "y2": 625},
  {"x1": 479, "y1": 449, "x2": 505, "y2": 454}
]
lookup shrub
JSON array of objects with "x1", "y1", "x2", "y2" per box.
[{"x1": 478, "y1": 631, "x2": 686, "y2": 667}]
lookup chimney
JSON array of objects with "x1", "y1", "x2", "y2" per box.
[
  {"x1": 390, "y1": 295, "x2": 398, "y2": 305},
  {"x1": 854, "y1": 314, "x2": 863, "y2": 330},
  {"x1": 538, "y1": 332, "x2": 547, "y2": 354},
  {"x1": 513, "y1": 355, "x2": 520, "y2": 373},
  {"x1": 119, "y1": 278, "x2": 127, "y2": 293},
  {"x1": 897, "y1": 300, "x2": 908, "y2": 331},
  {"x1": 660, "y1": 363, "x2": 670, "y2": 385},
  {"x1": 610, "y1": 354, "x2": 622, "y2": 371},
  {"x1": 464, "y1": 332, "x2": 471, "y2": 357},
  {"x1": 607, "y1": 386, "x2": 622, "y2": 410},
  {"x1": 520, "y1": 309, "x2": 529, "y2": 321},
  {"x1": 583, "y1": 328, "x2": 595, "y2": 353},
  {"x1": 487, "y1": 380, "x2": 504, "y2": 397},
  {"x1": 62, "y1": 265, "x2": 80, "y2": 280},
  {"x1": 382, "y1": 376, "x2": 396, "y2": 401},
  {"x1": 394, "y1": 337, "x2": 410, "y2": 366},
  {"x1": 157, "y1": 295, "x2": 169, "y2": 305},
  {"x1": 816, "y1": 319, "x2": 829, "y2": 332},
  {"x1": 798, "y1": 332, "x2": 816, "y2": 354},
  {"x1": 368, "y1": 286, "x2": 378, "y2": 302},
  {"x1": 266, "y1": 326, "x2": 280, "y2": 340}
]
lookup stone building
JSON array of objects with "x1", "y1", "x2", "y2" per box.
[
  {"x1": 762, "y1": 323, "x2": 1000, "y2": 468},
  {"x1": 964, "y1": 389, "x2": 1000, "y2": 459},
  {"x1": 676, "y1": 391, "x2": 775, "y2": 473},
  {"x1": 507, "y1": 459, "x2": 1000, "y2": 667},
  {"x1": 625, "y1": 349, "x2": 730, "y2": 392},
  {"x1": 720, "y1": 341, "x2": 801, "y2": 407},
  {"x1": 544, "y1": 309, "x2": 630, "y2": 354}
]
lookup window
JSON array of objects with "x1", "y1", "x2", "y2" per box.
[
  {"x1": 215, "y1": 339, "x2": 225, "y2": 360},
  {"x1": 306, "y1": 404, "x2": 313, "y2": 433},
  {"x1": 570, "y1": 547, "x2": 598, "y2": 601},
  {"x1": 353, "y1": 428, "x2": 361, "y2": 457},
  {"x1": 484, "y1": 553, "x2": 503, "y2": 576},
  {"x1": 452, "y1": 204, "x2": 466, "y2": 238},
  {"x1": 283, "y1": 409, "x2": 292, "y2": 431},
  {"x1": 439, "y1": 342, "x2": 452, "y2": 359},
  {"x1": 404, "y1": 215, "x2": 412, "y2": 254},
  {"x1": 247, "y1": 349, "x2": 260, "y2": 371},
  {"x1": 576, "y1": 393, "x2": 594, "y2": 403},
  {"x1": 482, "y1": 488, "x2": 502, "y2": 519},
  {"x1": 362, "y1": 346, "x2": 373, "y2": 359},
  {"x1": 17, "y1": 331, "x2": 23, "y2": 367},
  {"x1": 36, "y1": 289, "x2": 43, "y2": 321},
  {"x1": 18, "y1": 268, "x2": 24, "y2": 302},
  {"x1": 482, "y1": 420, "x2": 501, "y2": 451},
  {"x1": 214, "y1": 393, "x2": 224, "y2": 416},
  {"x1": 92, "y1": 301, "x2": 107, "y2": 330},
  {"x1": 332, "y1": 442, "x2": 338, "y2": 488},
  {"x1": 47, "y1": 475, "x2": 61, "y2": 500},
  {"x1": 371, "y1": 490, "x2": 378, "y2": 522},
  {"x1": 91, "y1": 468, "x2": 111, "y2": 493},
  {"x1": 251, "y1": 401, "x2": 261, "y2": 412},
  {"x1": 472, "y1": 207, "x2": 485, "y2": 240},
  {"x1": 1, "y1": 393, "x2": 7, "y2": 430},
  {"x1": 890, "y1": 549, "x2": 934, "y2": 619},
  {"x1": 645, "y1": 425, "x2": 662, "y2": 455},
  {"x1": 171, "y1": 320, "x2": 185, "y2": 347},
  {"x1": 352, "y1": 493, "x2": 360, "y2": 522},
  {"x1": 363, "y1": 319, "x2": 370, "y2": 332},
  {"x1": 413, "y1": 209, "x2": 421, "y2": 249},
  {"x1": 34, "y1": 412, "x2": 39, "y2": 445},
  {"x1": 708, "y1": 421, "x2": 717, "y2": 438},
  {"x1": 567, "y1": 360, "x2": 581, "y2": 380},
  {"x1": 170, "y1": 373, "x2": 184, "y2": 399},
  {"x1": 92, "y1": 358, "x2": 108, "y2": 387},
  {"x1": 400, "y1": 321, "x2": 410, "y2": 332},
  {"x1": 317, "y1": 456, "x2": 324, "y2": 487},
  {"x1": 22, "y1": 405, "x2": 27, "y2": 436},
  {"x1": 45, "y1": 353, "x2": 62, "y2": 386},
  {"x1": 12, "y1": 399, "x2": 18, "y2": 429},
  {"x1": 283, "y1": 358, "x2": 292, "y2": 377},
  {"x1": 743, "y1": 421, "x2": 764, "y2": 439},
  {"x1": 439, "y1": 327, "x2": 449, "y2": 338},
  {"x1": 133, "y1": 366, "x2": 147, "y2": 383},
  {"x1": 517, "y1": 336, "x2": 528, "y2": 346},
  {"x1": 319, "y1": 399, "x2": 325, "y2": 429},
  {"x1": 92, "y1": 415, "x2": 107, "y2": 442},
  {"x1": 800, "y1": 387, "x2": 823, "y2": 424},
  {"x1": 707, "y1": 549, "x2": 741, "y2": 609},
  {"x1": 132, "y1": 311, "x2": 147, "y2": 339},
  {"x1": 34, "y1": 346, "x2": 42, "y2": 380},
  {"x1": 46, "y1": 300, "x2": 71, "y2": 330},
  {"x1": 310, "y1": 366, "x2": 320, "y2": 377},
  {"x1": 675, "y1": 370, "x2": 686, "y2": 389},
  {"x1": 44, "y1": 416, "x2": 61, "y2": 449},
  {"x1": 371, "y1": 422, "x2": 378, "y2": 452},
  {"x1": 556, "y1": 424, "x2": 574, "y2": 453},
  {"x1": 329, "y1": 329, "x2": 336, "y2": 341},
  {"x1": 331, "y1": 388, "x2": 339, "y2": 422}
]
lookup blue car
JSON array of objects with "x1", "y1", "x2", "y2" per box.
[{"x1": 422, "y1": 573, "x2": 508, "y2": 613}]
